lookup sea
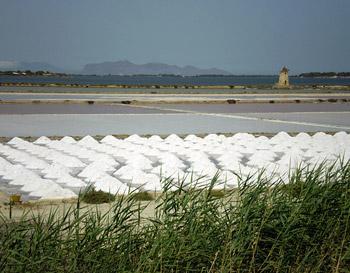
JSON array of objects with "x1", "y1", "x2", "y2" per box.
[{"x1": 1, "y1": 75, "x2": 350, "y2": 86}]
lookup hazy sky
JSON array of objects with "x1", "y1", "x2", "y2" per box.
[{"x1": 0, "y1": 0, "x2": 349, "y2": 74}]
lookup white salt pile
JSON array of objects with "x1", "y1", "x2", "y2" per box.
[
  {"x1": 78, "y1": 135, "x2": 99, "y2": 147},
  {"x1": 60, "y1": 136, "x2": 77, "y2": 144},
  {"x1": 0, "y1": 132, "x2": 349, "y2": 200},
  {"x1": 34, "y1": 136, "x2": 51, "y2": 145}
]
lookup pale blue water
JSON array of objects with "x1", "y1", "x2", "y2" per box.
[{"x1": 1, "y1": 75, "x2": 350, "y2": 86}]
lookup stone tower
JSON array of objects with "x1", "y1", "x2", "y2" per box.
[{"x1": 276, "y1": 66, "x2": 289, "y2": 88}]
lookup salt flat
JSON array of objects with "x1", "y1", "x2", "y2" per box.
[
  {"x1": 0, "y1": 102, "x2": 350, "y2": 136},
  {"x1": 0, "y1": 102, "x2": 349, "y2": 114},
  {"x1": 242, "y1": 112, "x2": 350, "y2": 127},
  {"x1": 0, "y1": 113, "x2": 348, "y2": 137},
  {"x1": 0, "y1": 132, "x2": 349, "y2": 200},
  {"x1": 1, "y1": 91, "x2": 350, "y2": 102}
]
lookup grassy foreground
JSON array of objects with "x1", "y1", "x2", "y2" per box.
[{"x1": 1, "y1": 162, "x2": 350, "y2": 272}]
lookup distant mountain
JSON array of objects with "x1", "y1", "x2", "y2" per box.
[
  {"x1": 0, "y1": 61, "x2": 63, "y2": 72},
  {"x1": 81, "y1": 60, "x2": 231, "y2": 76}
]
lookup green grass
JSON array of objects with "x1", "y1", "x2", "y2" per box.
[{"x1": 1, "y1": 162, "x2": 350, "y2": 272}]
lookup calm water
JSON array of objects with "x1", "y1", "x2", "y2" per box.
[{"x1": 1, "y1": 75, "x2": 350, "y2": 86}]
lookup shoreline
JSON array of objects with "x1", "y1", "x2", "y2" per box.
[
  {"x1": 0, "y1": 131, "x2": 340, "y2": 144},
  {"x1": 0, "y1": 82, "x2": 350, "y2": 92},
  {"x1": 1, "y1": 93, "x2": 350, "y2": 104}
]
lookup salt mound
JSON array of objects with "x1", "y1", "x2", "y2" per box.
[
  {"x1": 148, "y1": 135, "x2": 163, "y2": 142},
  {"x1": 125, "y1": 134, "x2": 145, "y2": 143},
  {"x1": 78, "y1": 135, "x2": 99, "y2": 146},
  {"x1": 256, "y1": 135, "x2": 269, "y2": 142},
  {"x1": 100, "y1": 135, "x2": 118, "y2": 144},
  {"x1": 190, "y1": 161, "x2": 218, "y2": 177},
  {"x1": 3, "y1": 165, "x2": 39, "y2": 181},
  {"x1": 158, "y1": 153, "x2": 185, "y2": 168},
  {"x1": 93, "y1": 144, "x2": 118, "y2": 154},
  {"x1": 206, "y1": 147, "x2": 227, "y2": 157},
  {"x1": 139, "y1": 148, "x2": 161, "y2": 162},
  {"x1": 249, "y1": 150, "x2": 276, "y2": 161},
  {"x1": 187, "y1": 152, "x2": 211, "y2": 163},
  {"x1": 55, "y1": 175, "x2": 87, "y2": 187},
  {"x1": 6, "y1": 150, "x2": 32, "y2": 163},
  {"x1": 217, "y1": 152, "x2": 243, "y2": 162},
  {"x1": 293, "y1": 141, "x2": 312, "y2": 150},
  {"x1": 270, "y1": 132, "x2": 291, "y2": 144},
  {"x1": 42, "y1": 163, "x2": 72, "y2": 179},
  {"x1": 334, "y1": 131, "x2": 348, "y2": 137},
  {"x1": 255, "y1": 142, "x2": 272, "y2": 150},
  {"x1": 271, "y1": 143, "x2": 290, "y2": 153},
  {"x1": 113, "y1": 165, "x2": 136, "y2": 177},
  {"x1": 283, "y1": 147, "x2": 304, "y2": 158},
  {"x1": 246, "y1": 157, "x2": 273, "y2": 168},
  {"x1": 333, "y1": 132, "x2": 350, "y2": 144},
  {"x1": 90, "y1": 154, "x2": 119, "y2": 167},
  {"x1": 113, "y1": 150, "x2": 135, "y2": 163},
  {"x1": 20, "y1": 178, "x2": 54, "y2": 191},
  {"x1": 172, "y1": 147, "x2": 190, "y2": 159},
  {"x1": 117, "y1": 168, "x2": 146, "y2": 181},
  {"x1": 277, "y1": 154, "x2": 304, "y2": 169},
  {"x1": 37, "y1": 188, "x2": 77, "y2": 200},
  {"x1": 52, "y1": 155, "x2": 86, "y2": 168},
  {"x1": 94, "y1": 175, "x2": 130, "y2": 194},
  {"x1": 7, "y1": 137, "x2": 25, "y2": 146},
  {"x1": 155, "y1": 143, "x2": 172, "y2": 152},
  {"x1": 312, "y1": 132, "x2": 329, "y2": 141},
  {"x1": 184, "y1": 134, "x2": 200, "y2": 142},
  {"x1": 295, "y1": 132, "x2": 311, "y2": 140},
  {"x1": 24, "y1": 158, "x2": 49, "y2": 170},
  {"x1": 125, "y1": 155, "x2": 153, "y2": 170},
  {"x1": 218, "y1": 159, "x2": 242, "y2": 171},
  {"x1": 25, "y1": 179, "x2": 77, "y2": 199},
  {"x1": 232, "y1": 133, "x2": 255, "y2": 141},
  {"x1": 72, "y1": 149, "x2": 97, "y2": 161},
  {"x1": 34, "y1": 136, "x2": 51, "y2": 145},
  {"x1": 204, "y1": 134, "x2": 220, "y2": 141},
  {"x1": 60, "y1": 136, "x2": 77, "y2": 144},
  {"x1": 78, "y1": 162, "x2": 115, "y2": 178},
  {"x1": 151, "y1": 165, "x2": 186, "y2": 178},
  {"x1": 0, "y1": 157, "x2": 12, "y2": 172},
  {"x1": 82, "y1": 170, "x2": 108, "y2": 183},
  {"x1": 165, "y1": 134, "x2": 183, "y2": 143},
  {"x1": 134, "y1": 173, "x2": 162, "y2": 191},
  {"x1": 1, "y1": 131, "x2": 348, "y2": 200}
]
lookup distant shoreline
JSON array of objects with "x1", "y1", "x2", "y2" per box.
[
  {"x1": 0, "y1": 82, "x2": 349, "y2": 91},
  {"x1": 1, "y1": 72, "x2": 350, "y2": 78}
]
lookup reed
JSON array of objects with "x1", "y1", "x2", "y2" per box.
[{"x1": 1, "y1": 161, "x2": 350, "y2": 272}]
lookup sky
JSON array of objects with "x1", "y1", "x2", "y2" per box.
[{"x1": 0, "y1": 0, "x2": 349, "y2": 74}]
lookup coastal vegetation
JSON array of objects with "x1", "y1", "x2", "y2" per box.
[
  {"x1": 1, "y1": 162, "x2": 350, "y2": 272},
  {"x1": 0, "y1": 70, "x2": 67, "y2": 76},
  {"x1": 299, "y1": 72, "x2": 350, "y2": 78},
  {"x1": 80, "y1": 186, "x2": 115, "y2": 204}
]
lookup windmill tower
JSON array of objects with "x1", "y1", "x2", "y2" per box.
[{"x1": 276, "y1": 66, "x2": 290, "y2": 88}]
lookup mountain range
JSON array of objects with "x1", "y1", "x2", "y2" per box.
[
  {"x1": 0, "y1": 60, "x2": 231, "y2": 76},
  {"x1": 0, "y1": 61, "x2": 63, "y2": 72},
  {"x1": 81, "y1": 60, "x2": 231, "y2": 76}
]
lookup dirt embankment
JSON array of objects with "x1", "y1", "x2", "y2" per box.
[{"x1": 1, "y1": 82, "x2": 350, "y2": 92}]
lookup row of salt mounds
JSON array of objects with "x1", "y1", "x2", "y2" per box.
[
  {"x1": 0, "y1": 161, "x2": 76, "y2": 199},
  {"x1": 1, "y1": 132, "x2": 349, "y2": 200}
]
